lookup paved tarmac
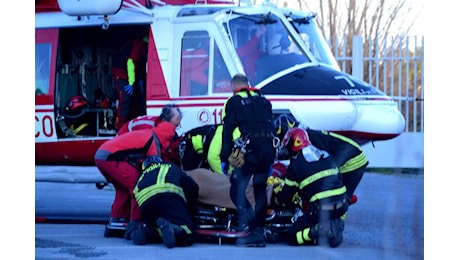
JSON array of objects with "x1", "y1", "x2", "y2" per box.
[{"x1": 34, "y1": 167, "x2": 424, "y2": 259}]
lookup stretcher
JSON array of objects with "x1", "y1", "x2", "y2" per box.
[{"x1": 186, "y1": 168, "x2": 296, "y2": 244}]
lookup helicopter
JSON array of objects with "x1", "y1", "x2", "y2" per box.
[{"x1": 35, "y1": 0, "x2": 405, "y2": 165}]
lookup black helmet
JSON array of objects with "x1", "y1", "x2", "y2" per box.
[{"x1": 273, "y1": 114, "x2": 299, "y2": 140}]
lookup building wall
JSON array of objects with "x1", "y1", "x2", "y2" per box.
[{"x1": 362, "y1": 132, "x2": 424, "y2": 168}]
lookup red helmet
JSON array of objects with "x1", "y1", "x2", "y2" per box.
[
  {"x1": 66, "y1": 95, "x2": 87, "y2": 111},
  {"x1": 64, "y1": 95, "x2": 87, "y2": 116},
  {"x1": 271, "y1": 161, "x2": 288, "y2": 178},
  {"x1": 282, "y1": 127, "x2": 311, "y2": 153}
]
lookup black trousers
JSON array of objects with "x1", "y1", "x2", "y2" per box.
[
  {"x1": 288, "y1": 199, "x2": 348, "y2": 245},
  {"x1": 117, "y1": 79, "x2": 146, "y2": 120},
  {"x1": 140, "y1": 194, "x2": 196, "y2": 245},
  {"x1": 229, "y1": 138, "x2": 275, "y2": 231},
  {"x1": 341, "y1": 165, "x2": 366, "y2": 200}
]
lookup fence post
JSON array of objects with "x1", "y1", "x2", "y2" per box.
[{"x1": 352, "y1": 35, "x2": 363, "y2": 80}]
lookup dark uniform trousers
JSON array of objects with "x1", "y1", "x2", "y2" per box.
[
  {"x1": 140, "y1": 194, "x2": 196, "y2": 246},
  {"x1": 288, "y1": 197, "x2": 348, "y2": 245},
  {"x1": 230, "y1": 137, "x2": 275, "y2": 231}
]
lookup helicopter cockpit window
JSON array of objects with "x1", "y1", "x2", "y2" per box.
[
  {"x1": 180, "y1": 31, "x2": 211, "y2": 96},
  {"x1": 35, "y1": 43, "x2": 51, "y2": 95},
  {"x1": 226, "y1": 14, "x2": 310, "y2": 86},
  {"x1": 289, "y1": 14, "x2": 339, "y2": 70}
]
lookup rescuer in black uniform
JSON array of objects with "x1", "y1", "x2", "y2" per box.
[
  {"x1": 180, "y1": 124, "x2": 242, "y2": 174},
  {"x1": 129, "y1": 156, "x2": 199, "y2": 248},
  {"x1": 220, "y1": 74, "x2": 276, "y2": 247},
  {"x1": 273, "y1": 127, "x2": 348, "y2": 247},
  {"x1": 180, "y1": 124, "x2": 221, "y2": 173},
  {"x1": 273, "y1": 114, "x2": 368, "y2": 203}
]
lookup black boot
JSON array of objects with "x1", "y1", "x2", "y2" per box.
[
  {"x1": 308, "y1": 221, "x2": 330, "y2": 245},
  {"x1": 328, "y1": 218, "x2": 344, "y2": 248},
  {"x1": 237, "y1": 227, "x2": 265, "y2": 247},
  {"x1": 157, "y1": 217, "x2": 177, "y2": 248},
  {"x1": 124, "y1": 220, "x2": 148, "y2": 245}
]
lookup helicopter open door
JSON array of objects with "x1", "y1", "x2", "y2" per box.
[{"x1": 52, "y1": 25, "x2": 151, "y2": 139}]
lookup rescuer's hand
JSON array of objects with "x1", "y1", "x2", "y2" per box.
[
  {"x1": 228, "y1": 149, "x2": 245, "y2": 168},
  {"x1": 124, "y1": 84, "x2": 134, "y2": 95}
]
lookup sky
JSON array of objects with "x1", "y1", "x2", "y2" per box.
[{"x1": 273, "y1": 0, "x2": 426, "y2": 37}]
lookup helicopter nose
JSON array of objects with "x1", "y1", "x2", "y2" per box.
[{"x1": 353, "y1": 101, "x2": 406, "y2": 140}]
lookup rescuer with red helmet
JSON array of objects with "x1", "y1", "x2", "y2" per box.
[
  {"x1": 273, "y1": 114, "x2": 368, "y2": 204},
  {"x1": 273, "y1": 127, "x2": 348, "y2": 247},
  {"x1": 94, "y1": 120, "x2": 176, "y2": 238}
]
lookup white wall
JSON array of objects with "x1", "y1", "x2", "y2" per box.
[{"x1": 362, "y1": 132, "x2": 424, "y2": 168}]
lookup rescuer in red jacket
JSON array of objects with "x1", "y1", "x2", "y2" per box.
[
  {"x1": 117, "y1": 115, "x2": 158, "y2": 135},
  {"x1": 117, "y1": 105, "x2": 182, "y2": 135},
  {"x1": 94, "y1": 121, "x2": 176, "y2": 238},
  {"x1": 111, "y1": 36, "x2": 148, "y2": 129},
  {"x1": 236, "y1": 25, "x2": 266, "y2": 83},
  {"x1": 117, "y1": 105, "x2": 183, "y2": 167}
]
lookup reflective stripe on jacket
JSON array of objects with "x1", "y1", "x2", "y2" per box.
[{"x1": 133, "y1": 163, "x2": 186, "y2": 208}]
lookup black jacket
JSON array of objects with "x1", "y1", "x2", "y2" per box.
[
  {"x1": 134, "y1": 159, "x2": 199, "y2": 209},
  {"x1": 220, "y1": 88, "x2": 274, "y2": 162},
  {"x1": 275, "y1": 146, "x2": 346, "y2": 208}
]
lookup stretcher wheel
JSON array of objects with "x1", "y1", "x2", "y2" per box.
[{"x1": 96, "y1": 183, "x2": 109, "y2": 190}]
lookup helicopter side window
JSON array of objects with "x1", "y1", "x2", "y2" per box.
[
  {"x1": 212, "y1": 42, "x2": 232, "y2": 93},
  {"x1": 35, "y1": 43, "x2": 51, "y2": 95},
  {"x1": 180, "y1": 31, "x2": 210, "y2": 96}
]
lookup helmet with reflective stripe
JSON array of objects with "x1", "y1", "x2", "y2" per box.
[
  {"x1": 282, "y1": 127, "x2": 311, "y2": 153},
  {"x1": 273, "y1": 114, "x2": 299, "y2": 139}
]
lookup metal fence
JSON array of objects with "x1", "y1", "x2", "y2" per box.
[{"x1": 330, "y1": 35, "x2": 424, "y2": 133}]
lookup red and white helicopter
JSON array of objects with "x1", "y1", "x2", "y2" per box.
[{"x1": 35, "y1": 0, "x2": 405, "y2": 165}]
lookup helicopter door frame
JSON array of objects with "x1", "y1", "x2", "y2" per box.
[{"x1": 36, "y1": 28, "x2": 59, "y2": 142}]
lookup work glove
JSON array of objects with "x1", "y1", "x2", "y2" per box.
[
  {"x1": 124, "y1": 84, "x2": 134, "y2": 95},
  {"x1": 228, "y1": 149, "x2": 245, "y2": 168},
  {"x1": 267, "y1": 176, "x2": 284, "y2": 194},
  {"x1": 221, "y1": 162, "x2": 229, "y2": 175}
]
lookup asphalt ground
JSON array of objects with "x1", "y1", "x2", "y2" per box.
[{"x1": 31, "y1": 167, "x2": 425, "y2": 259}]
